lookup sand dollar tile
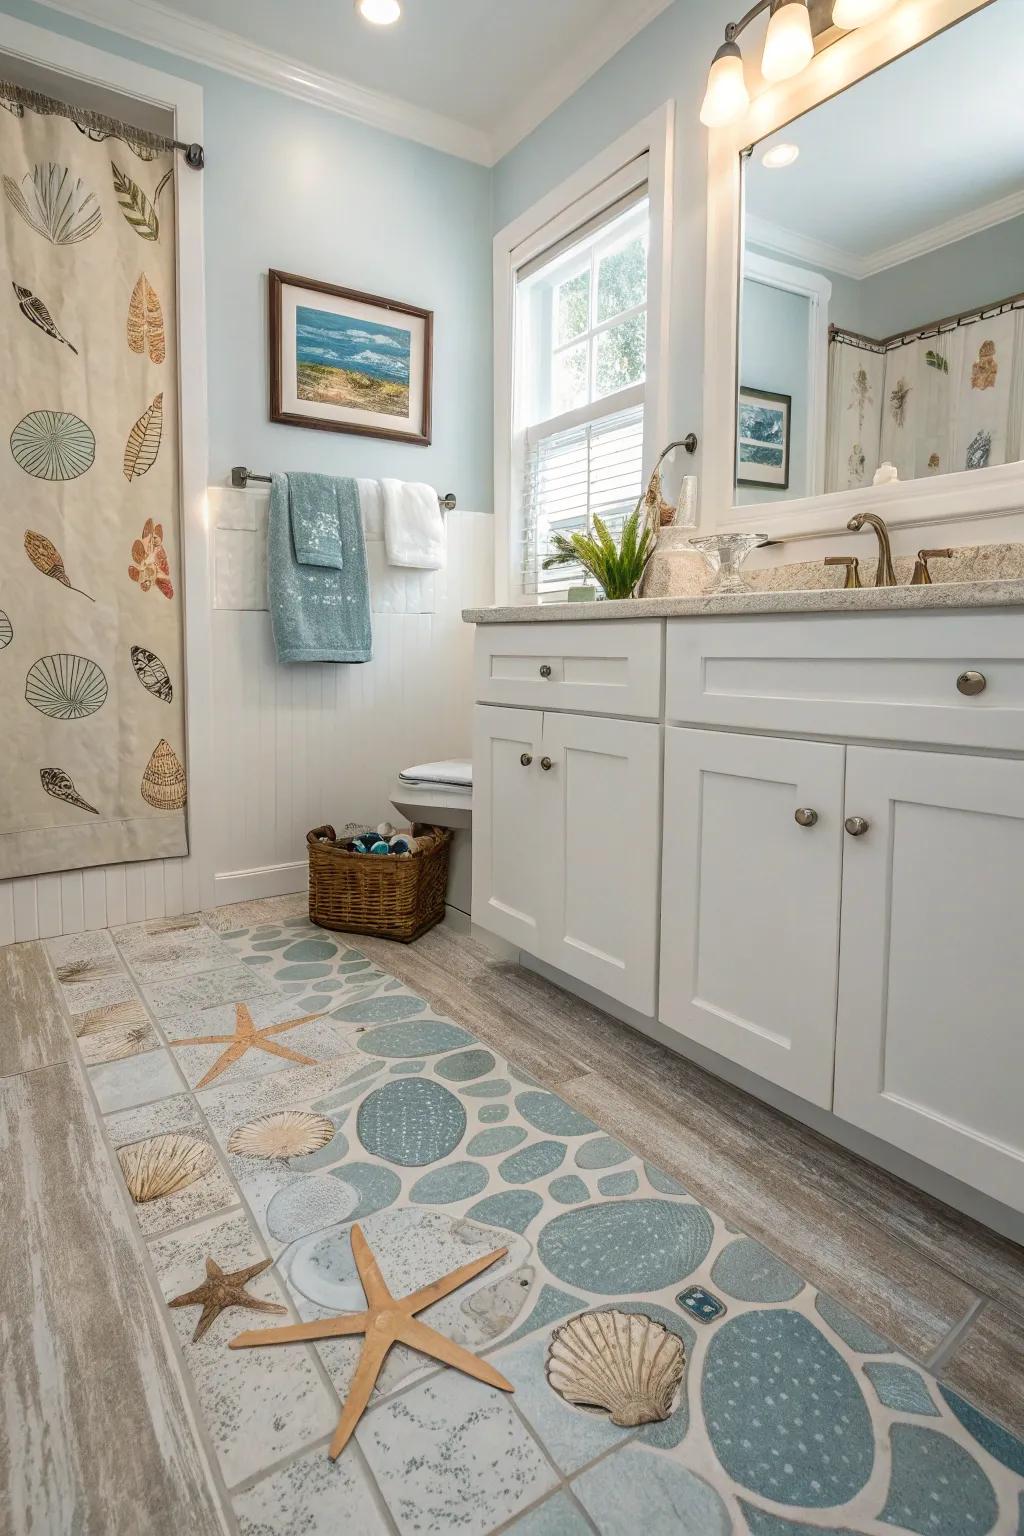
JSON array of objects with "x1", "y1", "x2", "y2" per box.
[
  {"x1": 537, "y1": 1200, "x2": 714, "y2": 1294},
  {"x1": 711, "y1": 1237, "x2": 805, "y2": 1303},
  {"x1": 880, "y1": 1425, "x2": 998, "y2": 1535},
  {"x1": 233, "y1": 1443, "x2": 389, "y2": 1536},
  {"x1": 572, "y1": 1445, "x2": 730, "y2": 1536},
  {"x1": 357, "y1": 1078, "x2": 466, "y2": 1165},
  {"x1": 357, "y1": 1371, "x2": 559, "y2": 1536},
  {"x1": 702, "y1": 1309, "x2": 874, "y2": 1506},
  {"x1": 575, "y1": 1135, "x2": 632, "y2": 1170},
  {"x1": 352, "y1": 1016, "x2": 472, "y2": 1054},
  {"x1": 149, "y1": 1209, "x2": 337, "y2": 1488},
  {"x1": 88, "y1": 1047, "x2": 184, "y2": 1113},
  {"x1": 516, "y1": 1091, "x2": 598, "y2": 1137},
  {"x1": 142, "y1": 964, "x2": 276, "y2": 1020},
  {"x1": 410, "y1": 1162, "x2": 489, "y2": 1203},
  {"x1": 467, "y1": 1127, "x2": 527, "y2": 1157},
  {"x1": 436, "y1": 1048, "x2": 496, "y2": 1082}
]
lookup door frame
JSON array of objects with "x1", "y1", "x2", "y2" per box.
[{"x1": 0, "y1": 14, "x2": 215, "y2": 915}]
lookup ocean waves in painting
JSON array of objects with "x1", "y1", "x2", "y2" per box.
[{"x1": 296, "y1": 306, "x2": 411, "y2": 385}]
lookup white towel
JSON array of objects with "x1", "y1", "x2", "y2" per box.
[{"x1": 382, "y1": 478, "x2": 446, "y2": 570}]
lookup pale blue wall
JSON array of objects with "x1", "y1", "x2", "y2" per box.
[
  {"x1": 737, "y1": 280, "x2": 809, "y2": 504},
  {"x1": 0, "y1": 0, "x2": 494, "y2": 507},
  {"x1": 858, "y1": 213, "x2": 1024, "y2": 338}
]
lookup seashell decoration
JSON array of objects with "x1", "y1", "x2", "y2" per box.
[
  {"x1": 11, "y1": 408, "x2": 95, "y2": 480},
  {"x1": 545, "y1": 1310, "x2": 686, "y2": 1428},
  {"x1": 25, "y1": 531, "x2": 94, "y2": 601},
  {"x1": 78, "y1": 1021, "x2": 154, "y2": 1067},
  {"x1": 130, "y1": 645, "x2": 173, "y2": 703},
  {"x1": 141, "y1": 738, "x2": 187, "y2": 810},
  {"x1": 40, "y1": 767, "x2": 99, "y2": 815},
  {"x1": 228, "y1": 1110, "x2": 336, "y2": 1161},
  {"x1": 117, "y1": 1133, "x2": 215, "y2": 1204},
  {"x1": 0, "y1": 610, "x2": 12, "y2": 649},
  {"x1": 25, "y1": 653, "x2": 108, "y2": 721}
]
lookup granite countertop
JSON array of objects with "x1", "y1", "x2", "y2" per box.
[{"x1": 463, "y1": 579, "x2": 1024, "y2": 624}]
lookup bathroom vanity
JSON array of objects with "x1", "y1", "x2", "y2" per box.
[{"x1": 464, "y1": 583, "x2": 1024, "y2": 1220}]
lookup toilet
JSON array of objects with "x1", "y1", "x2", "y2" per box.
[{"x1": 391, "y1": 760, "x2": 472, "y2": 923}]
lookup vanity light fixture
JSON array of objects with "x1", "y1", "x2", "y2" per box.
[
  {"x1": 700, "y1": 41, "x2": 751, "y2": 127},
  {"x1": 831, "y1": 0, "x2": 897, "y2": 26},
  {"x1": 761, "y1": 141, "x2": 800, "y2": 168},
  {"x1": 761, "y1": 0, "x2": 814, "y2": 81},
  {"x1": 356, "y1": 0, "x2": 401, "y2": 24}
]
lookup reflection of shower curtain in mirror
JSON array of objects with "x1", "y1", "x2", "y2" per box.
[
  {"x1": 826, "y1": 305, "x2": 1024, "y2": 492},
  {"x1": 0, "y1": 86, "x2": 188, "y2": 879}
]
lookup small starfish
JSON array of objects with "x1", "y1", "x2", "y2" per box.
[
  {"x1": 169, "y1": 1001, "x2": 325, "y2": 1089},
  {"x1": 230, "y1": 1222, "x2": 515, "y2": 1460},
  {"x1": 169, "y1": 1256, "x2": 287, "y2": 1342}
]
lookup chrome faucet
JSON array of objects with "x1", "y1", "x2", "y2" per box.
[{"x1": 847, "y1": 512, "x2": 897, "y2": 587}]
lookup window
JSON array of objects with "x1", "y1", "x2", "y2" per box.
[{"x1": 514, "y1": 189, "x2": 651, "y2": 597}]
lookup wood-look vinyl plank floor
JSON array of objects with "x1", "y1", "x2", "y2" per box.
[
  {"x1": 0, "y1": 1058, "x2": 226, "y2": 1536},
  {"x1": 941, "y1": 1305, "x2": 1024, "y2": 1439},
  {"x1": 0, "y1": 939, "x2": 74, "y2": 1077}
]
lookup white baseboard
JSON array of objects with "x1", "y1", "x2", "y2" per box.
[
  {"x1": 522, "y1": 952, "x2": 1024, "y2": 1248},
  {"x1": 213, "y1": 859, "x2": 306, "y2": 904}
]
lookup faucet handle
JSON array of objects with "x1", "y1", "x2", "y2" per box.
[
  {"x1": 911, "y1": 548, "x2": 954, "y2": 586},
  {"x1": 824, "y1": 555, "x2": 862, "y2": 590}
]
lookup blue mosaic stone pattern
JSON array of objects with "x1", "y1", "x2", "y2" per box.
[{"x1": 69, "y1": 911, "x2": 1024, "y2": 1536}]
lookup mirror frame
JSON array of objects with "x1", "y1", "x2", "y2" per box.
[{"x1": 702, "y1": 0, "x2": 1020, "y2": 538}]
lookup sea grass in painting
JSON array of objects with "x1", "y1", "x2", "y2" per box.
[{"x1": 295, "y1": 305, "x2": 411, "y2": 418}]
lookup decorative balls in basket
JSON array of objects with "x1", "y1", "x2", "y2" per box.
[{"x1": 306, "y1": 823, "x2": 451, "y2": 943}]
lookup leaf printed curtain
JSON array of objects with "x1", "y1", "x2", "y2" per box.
[
  {"x1": 0, "y1": 88, "x2": 187, "y2": 879},
  {"x1": 826, "y1": 301, "x2": 1024, "y2": 492}
]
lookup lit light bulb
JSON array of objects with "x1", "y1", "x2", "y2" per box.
[
  {"x1": 761, "y1": 142, "x2": 800, "y2": 168},
  {"x1": 356, "y1": 0, "x2": 401, "y2": 24},
  {"x1": 832, "y1": 0, "x2": 897, "y2": 27},
  {"x1": 761, "y1": 0, "x2": 814, "y2": 82},
  {"x1": 700, "y1": 42, "x2": 750, "y2": 128}
]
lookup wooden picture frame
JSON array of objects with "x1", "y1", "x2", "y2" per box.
[
  {"x1": 737, "y1": 387, "x2": 791, "y2": 490},
  {"x1": 269, "y1": 269, "x2": 433, "y2": 446}
]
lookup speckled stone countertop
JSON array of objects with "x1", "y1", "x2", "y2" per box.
[{"x1": 463, "y1": 579, "x2": 1024, "y2": 624}]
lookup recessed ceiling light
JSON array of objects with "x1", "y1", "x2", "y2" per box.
[
  {"x1": 356, "y1": 0, "x2": 401, "y2": 24},
  {"x1": 762, "y1": 142, "x2": 800, "y2": 169}
]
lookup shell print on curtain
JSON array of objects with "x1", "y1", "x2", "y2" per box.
[{"x1": 0, "y1": 92, "x2": 187, "y2": 880}]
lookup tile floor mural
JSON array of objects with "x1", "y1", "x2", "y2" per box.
[{"x1": 46, "y1": 909, "x2": 1024, "y2": 1535}]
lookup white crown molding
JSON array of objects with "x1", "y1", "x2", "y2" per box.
[
  {"x1": 29, "y1": 0, "x2": 494, "y2": 164},
  {"x1": 748, "y1": 186, "x2": 1024, "y2": 283},
  {"x1": 475, "y1": 0, "x2": 675, "y2": 163}
]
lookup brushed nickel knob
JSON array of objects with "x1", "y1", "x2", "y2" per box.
[
  {"x1": 957, "y1": 670, "x2": 986, "y2": 697},
  {"x1": 539, "y1": 664, "x2": 553, "y2": 678},
  {"x1": 520, "y1": 753, "x2": 533, "y2": 767},
  {"x1": 540, "y1": 756, "x2": 554, "y2": 771},
  {"x1": 794, "y1": 808, "x2": 818, "y2": 828},
  {"x1": 845, "y1": 816, "x2": 870, "y2": 837}
]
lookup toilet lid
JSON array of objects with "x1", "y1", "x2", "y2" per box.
[{"x1": 399, "y1": 759, "x2": 472, "y2": 788}]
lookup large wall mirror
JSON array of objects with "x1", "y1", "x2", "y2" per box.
[{"x1": 713, "y1": 0, "x2": 1024, "y2": 531}]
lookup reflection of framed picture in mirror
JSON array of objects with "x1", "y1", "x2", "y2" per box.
[
  {"x1": 269, "y1": 270, "x2": 432, "y2": 445},
  {"x1": 737, "y1": 387, "x2": 791, "y2": 489}
]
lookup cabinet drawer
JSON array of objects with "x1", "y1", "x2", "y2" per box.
[
  {"x1": 475, "y1": 621, "x2": 663, "y2": 719},
  {"x1": 666, "y1": 611, "x2": 1024, "y2": 751}
]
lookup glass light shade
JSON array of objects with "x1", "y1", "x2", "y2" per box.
[
  {"x1": 357, "y1": 0, "x2": 401, "y2": 23},
  {"x1": 832, "y1": 0, "x2": 897, "y2": 27},
  {"x1": 700, "y1": 43, "x2": 750, "y2": 127},
  {"x1": 761, "y1": 0, "x2": 814, "y2": 82}
]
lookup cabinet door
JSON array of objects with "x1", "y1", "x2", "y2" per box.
[
  {"x1": 539, "y1": 713, "x2": 661, "y2": 1013},
  {"x1": 472, "y1": 705, "x2": 544, "y2": 950},
  {"x1": 835, "y1": 747, "x2": 1024, "y2": 1211},
  {"x1": 660, "y1": 728, "x2": 846, "y2": 1107}
]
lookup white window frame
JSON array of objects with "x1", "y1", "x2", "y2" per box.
[{"x1": 493, "y1": 103, "x2": 675, "y2": 605}]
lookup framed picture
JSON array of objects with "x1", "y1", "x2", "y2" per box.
[
  {"x1": 737, "y1": 387, "x2": 791, "y2": 489},
  {"x1": 269, "y1": 270, "x2": 432, "y2": 446}
]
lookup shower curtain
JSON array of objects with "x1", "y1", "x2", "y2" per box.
[
  {"x1": 0, "y1": 86, "x2": 187, "y2": 879},
  {"x1": 825, "y1": 303, "x2": 1024, "y2": 492}
]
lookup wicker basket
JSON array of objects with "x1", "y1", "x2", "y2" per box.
[{"x1": 306, "y1": 824, "x2": 451, "y2": 943}]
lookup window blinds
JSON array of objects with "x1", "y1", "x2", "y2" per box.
[{"x1": 520, "y1": 401, "x2": 645, "y2": 596}]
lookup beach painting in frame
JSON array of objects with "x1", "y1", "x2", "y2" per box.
[
  {"x1": 737, "y1": 387, "x2": 791, "y2": 489},
  {"x1": 270, "y1": 270, "x2": 432, "y2": 445}
]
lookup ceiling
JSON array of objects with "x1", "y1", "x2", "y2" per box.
[
  {"x1": 746, "y1": 0, "x2": 1024, "y2": 275},
  {"x1": 33, "y1": 0, "x2": 675, "y2": 163}
]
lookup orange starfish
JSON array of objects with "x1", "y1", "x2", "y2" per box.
[
  {"x1": 169, "y1": 1001, "x2": 325, "y2": 1089},
  {"x1": 230, "y1": 1222, "x2": 514, "y2": 1461}
]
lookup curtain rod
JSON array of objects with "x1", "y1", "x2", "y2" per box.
[
  {"x1": 829, "y1": 286, "x2": 1024, "y2": 354},
  {"x1": 0, "y1": 79, "x2": 204, "y2": 168}
]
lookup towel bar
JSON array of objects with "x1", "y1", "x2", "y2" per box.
[{"x1": 231, "y1": 465, "x2": 456, "y2": 510}]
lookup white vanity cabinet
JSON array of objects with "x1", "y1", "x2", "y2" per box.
[{"x1": 470, "y1": 604, "x2": 1024, "y2": 1216}]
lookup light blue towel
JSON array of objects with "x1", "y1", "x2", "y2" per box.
[{"x1": 267, "y1": 472, "x2": 372, "y2": 664}]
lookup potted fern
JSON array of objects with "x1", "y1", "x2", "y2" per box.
[{"x1": 541, "y1": 507, "x2": 656, "y2": 600}]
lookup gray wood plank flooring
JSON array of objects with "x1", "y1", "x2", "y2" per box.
[
  {"x1": 0, "y1": 1049, "x2": 227, "y2": 1536},
  {"x1": 941, "y1": 1304, "x2": 1024, "y2": 1437},
  {"x1": 0, "y1": 939, "x2": 73, "y2": 1077}
]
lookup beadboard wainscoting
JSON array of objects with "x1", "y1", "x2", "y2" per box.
[{"x1": 0, "y1": 488, "x2": 493, "y2": 943}]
